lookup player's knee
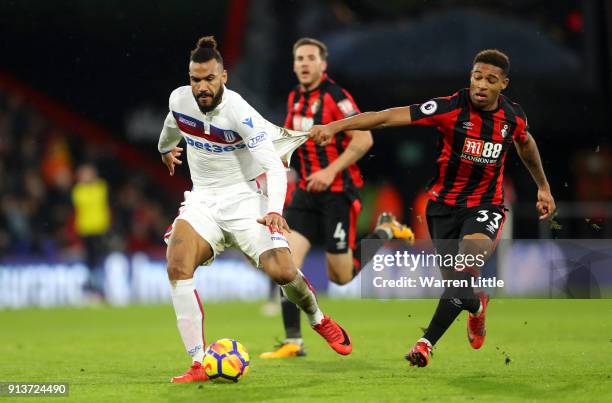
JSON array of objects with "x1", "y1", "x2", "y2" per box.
[
  {"x1": 326, "y1": 254, "x2": 353, "y2": 285},
  {"x1": 327, "y1": 270, "x2": 343, "y2": 285},
  {"x1": 261, "y1": 248, "x2": 297, "y2": 285},
  {"x1": 460, "y1": 235, "x2": 493, "y2": 261},
  {"x1": 268, "y1": 264, "x2": 297, "y2": 285},
  {"x1": 327, "y1": 266, "x2": 353, "y2": 285},
  {"x1": 273, "y1": 268, "x2": 297, "y2": 285},
  {"x1": 166, "y1": 259, "x2": 194, "y2": 281}
]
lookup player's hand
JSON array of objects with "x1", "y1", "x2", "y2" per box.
[
  {"x1": 306, "y1": 168, "x2": 335, "y2": 192},
  {"x1": 161, "y1": 147, "x2": 183, "y2": 176},
  {"x1": 309, "y1": 124, "x2": 335, "y2": 146},
  {"x1": 257, "y1": 213, "x2": 291, "y2": 233},
  {"x1": 536, "y1": 187, "x2": 556, "y2": 220}
]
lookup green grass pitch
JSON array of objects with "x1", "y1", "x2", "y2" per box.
[{"x1": 1, "y1": 298, "x2": 611, "y2": 402}]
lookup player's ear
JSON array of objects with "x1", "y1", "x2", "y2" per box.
[
  {"x1": 501, "y1": 76, "x2": 509, "y2": 90},
  {"x1": 321, "y1": 60, "x2": 327, "y2": 72},
  {"x1": 222, "y1": 69, "x2": 228, "y2": 84}
]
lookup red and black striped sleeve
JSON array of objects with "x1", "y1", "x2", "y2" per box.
[
  {"x1": 409, "y1": 92, "x2": 461, "y2": 126},
  {"x1": 284, "y1": 90, "x2": 296, "y2": 129},
  {"x1": 512, "y1": 103, "x2": 529, "y2": 143},
  {"x1": 324, "y1": 83, "x2": 361, "y2": 121}
]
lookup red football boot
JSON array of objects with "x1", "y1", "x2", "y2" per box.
[
  {"x1": 312, "y1": 315, "x2": 352, "y2": 355},
  {"x1": 405, "y1": 340, "x2": 432, "y2": 367},
  {"x1": 467, "y1": 292, "x2": 490, "y2": 349},
  {"x1": 170, "y1": 361, "x2": 209, "y2": 383}
]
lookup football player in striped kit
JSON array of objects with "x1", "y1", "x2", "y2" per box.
[{"x1": 310, "y1": 49, "x2": 555, "y2": 367}]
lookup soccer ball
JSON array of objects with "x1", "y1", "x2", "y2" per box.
[{"x1": 203, "y1": 339, "x2": 250, "y2": 383}]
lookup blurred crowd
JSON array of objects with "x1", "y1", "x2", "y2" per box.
[
  {"x1": 1, "y1": 76, "x2": 610, "y2": 266},
  {"x1": 0, "y1": 90, "x2": 174, "y2": 262},
  {"x1": 0, "y1": 87, "x2": 408, "y2": 265}
]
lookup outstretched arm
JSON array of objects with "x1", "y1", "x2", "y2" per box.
[
  {"x1": 310, "y1": 107, "x2": 412, "y2": 145},
  {"x1": 514, "y1": 132, "x2": 556, "y2": 220}
]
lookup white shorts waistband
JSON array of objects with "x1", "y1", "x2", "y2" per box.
[{"x1": 189, "y1": 180, "x2": 260, "y2": 199}]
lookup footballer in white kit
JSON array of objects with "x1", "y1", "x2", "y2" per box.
[
  {"x1": 159, "y1": 84, "x2": 306, "y2": 266},
  {"x1": 160, "y1": 36, "x2": 353, "y2": 384}
]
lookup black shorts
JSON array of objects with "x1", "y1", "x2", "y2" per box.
[
  {"x1": 426, "y1": 199, "x2": 507, "y2": 258},
  {"x1": 285, "y1": 188, "x2": 361, "y2": 253}
]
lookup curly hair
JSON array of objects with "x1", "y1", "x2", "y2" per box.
[{"x1": 473, "y1": 49, "x2": 510, "y2": 75}]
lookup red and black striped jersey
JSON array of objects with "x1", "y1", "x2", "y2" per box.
[
  {"x1": 409, "y1": 88, "x2": 529, "y2": 208},
  {"x1": 285, "y1": 74, "x2": 363, "y2": 192}
]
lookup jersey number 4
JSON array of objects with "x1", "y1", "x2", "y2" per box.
[{"x1": 334, "y1": 222, "x2": 346, "y2": 242}]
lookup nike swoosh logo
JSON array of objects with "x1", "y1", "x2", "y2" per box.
[{"x1": 339, "y1": 327, "x2": 351, "y2": 346}]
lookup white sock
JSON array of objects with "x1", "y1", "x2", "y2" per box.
[
  {"x1": 418, "y1": 338, "x2": 433, "y2": 348},
  {"x1": 170, "y1": 278, "x2": 205, "y2": 363},
  {"x1": 280, "y1": 270, "x2": 324, "y2": 326}
]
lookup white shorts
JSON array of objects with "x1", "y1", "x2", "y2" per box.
[{"x1": 164, "y1": 181, "x2": 289, "y2": 268}]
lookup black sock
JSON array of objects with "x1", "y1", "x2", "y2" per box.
[
  {"x1": 352, "y1": 229, "x2": 389, "y2": 277},
  {"x1": 440, "y1": 269, "x2": 480, "y2": 313},
  {"x1": 462, "y1": 293, "x2": 480, "y2": 314},
  {"x1": 422, "y1": 271, "x2": 481, "y2": 345},
  {"x1": 422, "y1": 298, "x2": 463, "y2": 346},
  {"x1": 280, "y1": 288, "x2": 301, "y2": 339},
  {"x1": 454, "y1": 271, "x2": 480, "y2": 314}
]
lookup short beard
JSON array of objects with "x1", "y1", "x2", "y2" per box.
[{"x1": 195, "y1": 85, "x2": 224, "y2": 113}]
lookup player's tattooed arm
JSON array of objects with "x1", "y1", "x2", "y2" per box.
[
  {"x1": 310, "y1": 107, "x2": 412, "y2": 145},
  {"x1": 514, "y1": 132, "x2": 556, "y2": 220}
]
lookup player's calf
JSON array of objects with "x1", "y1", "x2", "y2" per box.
[
  {"x1": 169, "y1": 278, "x2": 207, "y2": 364},
  {"x1": 261, "y1": 249, "x2": 323, "y2": 322},
  {"x1": 261, "y1": 248, "x2": 352, "y2": 355}
]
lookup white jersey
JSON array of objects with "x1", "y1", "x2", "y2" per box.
[{"x1": 158, "y1": 86, "x2": 306, "y2": 214}]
